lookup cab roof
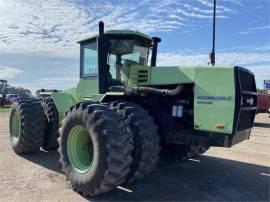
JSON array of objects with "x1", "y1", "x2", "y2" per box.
[{"x1": 77, "y1": 30, "x2": 152, "y2": 44}]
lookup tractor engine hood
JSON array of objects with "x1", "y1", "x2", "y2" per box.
[
  {"x1": 126, "y1": 64, "x2": 237, "y2": 86},
  {"x1": 126, "y1": 65, "x2": 257, "y2": 144}
]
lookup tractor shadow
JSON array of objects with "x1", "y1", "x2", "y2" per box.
[
  {"x1": 254, "y1": 122, "x2": 270, "y2": 128},
  {"x1": 89, "y1": 156, "x2": 270, "y2": 202},
  {"x1": 21, "y1": 150, "x2": 270, "y2": 201},
  {"x1": 21, "y1": 150, "x2": 62, "y2": 174}
]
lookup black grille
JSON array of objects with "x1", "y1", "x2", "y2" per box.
[
  {"x1": 237, "y1": 110, "x2": 255, "y2": 131},
  {"x1": 137, "y1": 70, "x2": 149, "y2": 83},
  {"x1": 234, "y1": 67, "x2": 257, "y2": 133},
  {"x1": 239, "y1": 69, "x2": 256, "y2": 92}
]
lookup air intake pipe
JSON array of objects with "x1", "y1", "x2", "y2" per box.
[
  {"x1": 110, "y1": 85, "x2": 184, "y2": 96},
  {"x1": 133, "y1": 85, "x2": 183, "y2": 96}
]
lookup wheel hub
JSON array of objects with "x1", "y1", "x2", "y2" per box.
[
  {"x1": 11, "y1": 111, "x2": 20, "y2": 140},
  {"x1": 67, "y1": 126, "x2": 93, "y2": 174}
]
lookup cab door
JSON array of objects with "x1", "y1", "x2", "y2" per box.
[{"x1": 77, "y1": 38, "x2": 99, "y2": 99}]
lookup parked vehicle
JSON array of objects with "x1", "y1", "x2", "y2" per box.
[
  {"x1": 257, "y1": 94, "x2": 270, "y2": 115},
  {"x1": 6, "y1": 94, "x2": 20, "y2": 103},
  {"x1": 36, "y1": 89, "x2": 60, "y2": 98}
]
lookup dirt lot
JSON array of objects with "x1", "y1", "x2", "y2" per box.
[{"x1": 0, "y1": 112, "x2": 269, "y2": 201}]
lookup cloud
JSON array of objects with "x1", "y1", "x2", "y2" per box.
[
  {"x1": 10, "y1": 77, "x2": 79, "y2": 94},
  {"x1": 38, "y1": 77, "x2": 78, "y2": 88},
  {"x1": 0, "y1": 0, "x2": 238, "y2": 57},
  {"x1": 253, "y1": 44, "x2": 270, "y2": 52},
  {"x1": 239, "y1": 24, "x2": 270, "y2": 35},
  {"x1": 157, "y1": 49, "x2": 270, "y2": 88},
  {"x1": 255, "y1": 5, "x2": 263, "y2": 10},
  {"x1": 197, "y1": 0, "x2": 239, "y2": 13},
  {"x1": 0, "y1": 66, "x2": 24, "y2": 79},
  {"x1": 157, "y1": 51, "x2": 270, "y2": 67},
  {"x1": 248, "y1": 64, "x2": 270, "y2": 78},
  {"x1": 218, "y1": 44, "x2": 270, "y2": 53},
  {"x1": 248, "y1": 64, "x2": 270, "y2": 87},
  {"x1": 177, "y1": 9, "x2": 228, "y2": 19}
]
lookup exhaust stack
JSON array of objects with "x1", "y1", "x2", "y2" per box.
[{"x1": 210, "y1": 0, "x2": 216, "y2": 66}]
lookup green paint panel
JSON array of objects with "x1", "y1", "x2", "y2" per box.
[
  {"x1": 64, "y1": 87, "x2": 77, "y2": 101},
  {"x1": 52, "y1": 77, "x2": 102, "y2": 114},
  {"x1": 128, "y1": 65, "x2": 150, "y2": 86},
  {"x1": 52, "y1": 92, "x2": 77, "y2": 113},
  {"x1": 150, "y1": 66, "x2": 235, "y2": 134},
  {"x1": 76, "y1": 78, "x2": 99, "y2": 100},
  {"x1": 194, "y1": 68, "x2": 235, "y2": 134},
  {"x1": 151, "y1": 66, "x2": 196, "y2": 85}
]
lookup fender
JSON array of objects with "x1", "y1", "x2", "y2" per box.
[{"x1": 51, "y1": 91, "x2": 77, "y2": 113}]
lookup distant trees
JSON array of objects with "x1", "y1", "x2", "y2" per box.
[
  {"x1": 257, "y1": 89, "x2": 267, "y2": 94},
  {"x1": 6, "y1": 85, "x2": 31, "y2": 97}
]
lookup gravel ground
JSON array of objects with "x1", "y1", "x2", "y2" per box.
[{"x1": 0, "y1": 112, "x2": 269, "y2": 201}]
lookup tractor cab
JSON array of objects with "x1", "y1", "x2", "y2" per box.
[{"x1": 78, "y1": 22, "x2": 160, "y2": 94}]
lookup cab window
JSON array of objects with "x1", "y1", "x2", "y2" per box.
[
  {"x1": 82, "y1": 41, "x2": 98, "y2": 77},
  {"x1": 108, "y1": 54, "x2": 116, "y2": 79}
]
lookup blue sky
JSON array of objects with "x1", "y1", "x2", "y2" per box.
[{"x1": 0, "y1": 0, "x2": 269, "y2": 93}]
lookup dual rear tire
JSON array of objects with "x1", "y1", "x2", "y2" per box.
[
  {"x1": 9, "y1": 98, "x2": 45, "y2": 154},
  {"x1": 9, "y1": 100, "x2": 161, "y2": 196},
  {"x1": 41, "y1": 98, "x2": 59, "y2": 150},
  {"x1": 9, "y1": 97, "x2": 60, "y2": 154},
  {"x1": 110, "y1": 102, "x2": 161, "y2": 183}
]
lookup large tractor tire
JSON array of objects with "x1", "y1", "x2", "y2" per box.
[
  {"x1": 110, "y1": 102, "x2": 161, "y2": 183},
  {"x1": 9, "y1": 98, "x2": 45, "y2": 154},
  {"x1": 58, "y1": 103, "x2": 133, "y2": 196},
  {"x1": 41, "y1": 98, "x2": 59, "y2": 150}
]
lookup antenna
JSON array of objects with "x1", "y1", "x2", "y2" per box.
[{"x1": 210, "y1": 0, "x2": 216, "y2": 66}]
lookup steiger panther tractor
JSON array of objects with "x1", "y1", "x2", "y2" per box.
[{"x1": 9, "y1": 21, "x2": 257, "y2": 196}]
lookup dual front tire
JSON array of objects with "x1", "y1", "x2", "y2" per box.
[{"x1": 58, "y1": 103, "x2": 134, "y2": 196}]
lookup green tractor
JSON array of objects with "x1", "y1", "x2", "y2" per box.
[
  {"x1": 0, "y1": 79, "x2": 8, "y2": 106},
  {"x1": 9, "y1": 22, "x2": 257, "y2": 196}
]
